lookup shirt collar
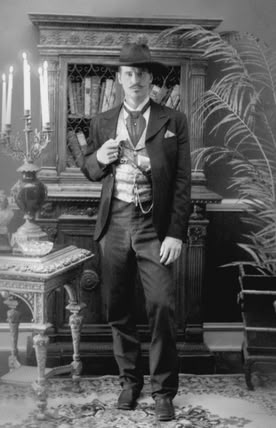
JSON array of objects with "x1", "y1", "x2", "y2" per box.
[{"x1": 123, "y1": 96, "x2": 150, "y2": 112}]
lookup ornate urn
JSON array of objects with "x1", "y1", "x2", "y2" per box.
[
  {"x1": 0, "y1": 190, "x2": 14, "y2": 252},
  {"x1": 11, "y1": 160, "x2": 49, "y2": 253}
]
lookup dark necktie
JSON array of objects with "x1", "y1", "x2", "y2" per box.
[{"x1": 124, "y1": 101, "x2": 150, "y2": 147}]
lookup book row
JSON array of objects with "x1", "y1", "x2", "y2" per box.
[{"x1": 68, "y1": 75, "x2": 180, "y2": 118}]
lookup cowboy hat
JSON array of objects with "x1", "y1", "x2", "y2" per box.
[{"x1": 117, "y1": 39, "x2": 167, "y2": 75}]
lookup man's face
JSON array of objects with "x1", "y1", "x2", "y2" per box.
[{"x1": 118, "y1": 66, "x2": 153, "y2": 106}]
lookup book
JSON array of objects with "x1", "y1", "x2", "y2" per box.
[
  {"x1": 84, "y1": 77, "x2": 92, "y2": 117},
  {"x1": 175, "y1": 98, "x2": 181, "y2": 110},
  {"x1": 157, "y1": 86, "x2": 169, "y2": 104},
  {"x1": 66, "y1": 149, "x2": 76, "y2": 167},
  {"x1": 109, "y1": 78, "x2": 117, "y2": 109},
  {"x1": 101, "y1": 78, "x2": 114, "y2": 112},
  {"x1": 165, "y1": 84, "x2": 180, "y2": 109},
  {"x1": 150, "y1": 84, "x2": 169, "y2": 104},
  {"x1": 76, "y1": 130, "x2": 87, "y2": 152},
  {"x1": 68, "y1": 80, "x2": 76, "y2": 115},
  {"x1": 67, "y1": 130, "x2": 84, "y2": 168},
  {"x1": 90, "y1": 75, "x2": 101, "y2": 116},
  {"x1": 150, "y1": 84, "x2": 162, "y2": 103},
  {"x1": 173, "y1": 94, "x2": 180, "y2": 110},
  {"x1": 98, "y1": 80, "x2": 106, "y2": 113},
  {"x1": 72, "y1": 81, "x2": 84, "y2": 115},
  {"x1": 112, "y1": 72, "x2": 123, "y2": 107},
  {"x1": 161, "y1": 86, "x2": 173, "y2": 105}
]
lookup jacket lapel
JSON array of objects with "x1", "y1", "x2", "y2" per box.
[
  {"x1": 101, "y1": 104, "x2": 122, "y2": 140},
  {"x1": 146, "y1": 100, "x2": 170, "y2": 142},
  {"x1": 99, "y1": 105, "x2": 122, "y2": 174}
]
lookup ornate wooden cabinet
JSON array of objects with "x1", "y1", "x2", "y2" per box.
[{"x1": 29, "y1": 14, "x2": 222, "y2": 373}]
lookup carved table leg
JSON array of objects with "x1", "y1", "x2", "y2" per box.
[
  {"x1": 32, "y1": 325, "x2": 51, "y2": 420},
  {"x1": 64, "y1": 284, "x2": 86, "y2": 392},
  {"x1": 1, "y1": 292, "x2": 21, "y2": 370},
  {"x1": 244, "y1": 359, "x2": 254, "y2": 391},
  {"x1": 242, "y1": 342, "x2": 255, "y2": 390}
]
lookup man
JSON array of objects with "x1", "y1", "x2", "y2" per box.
[{"x1": 82, "y1": 40, "x2": 191, "y2": 421}]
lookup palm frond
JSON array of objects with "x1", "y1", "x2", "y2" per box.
[
  {"x1": 160, "y1": 24, "x2": 276, "y2": 274},
  {"x1": 238, "y1": 34, "x2": 276, "y2": 102}
]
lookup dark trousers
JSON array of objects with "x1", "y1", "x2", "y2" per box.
[{"x1": 99, "y1": 198, "x2": 178, "y2": 398}]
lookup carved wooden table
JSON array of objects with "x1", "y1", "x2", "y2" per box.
[{"x1": 0, "y1": 245, "x2": 93, "y2": 419}]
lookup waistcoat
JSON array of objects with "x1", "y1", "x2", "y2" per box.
[{"x1": 113, "y1": 108, "x2": 152, "y2": 206}]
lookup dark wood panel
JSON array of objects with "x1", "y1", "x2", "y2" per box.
[{"x1": 204, "y1": 211, "x2": 252, "y2": 323}]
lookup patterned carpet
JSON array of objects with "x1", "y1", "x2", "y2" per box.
[{"x1": 0, "y1": 374, "x2": 276, "y2": 427}]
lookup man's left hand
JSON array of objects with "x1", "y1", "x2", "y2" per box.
[{"x1": 160, "y1": 236, "x2": 182, "y2": 265}]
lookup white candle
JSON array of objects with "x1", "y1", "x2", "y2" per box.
[
  {"x1": 1, "y1": 73, "x2": 6, "y2": 133},
  {"x1": 43, "y1": 61, "x2": 49, "y2": 126},
  {"x1": 22, "y1": 52, "x2": 28, "y2": 112},
  {"x1": 26, "y1": 63, "x2": 31, "y2": 113},
  {"x1": 38, "y1": 66, "x2": 45, "y2": 127},
  {"x1": 6, "y1": 66, "x2": 13, "y2": 125}
]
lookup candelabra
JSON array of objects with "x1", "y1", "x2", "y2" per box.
[{"x1": 0, "y1": 112, "x2": 52, "y2": 255}]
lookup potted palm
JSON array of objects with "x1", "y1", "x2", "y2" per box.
[{"x1": 160, "y1": 25, "x2": 276, "y2": 389}]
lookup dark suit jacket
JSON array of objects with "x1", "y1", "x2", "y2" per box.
[{"x1": 82, "y1": 100, "x2": 191, "y2": 242}]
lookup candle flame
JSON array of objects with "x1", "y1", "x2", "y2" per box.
[
  {"x1": 9, "y1": 66, "x2": 13, "y2": 73},
  {"x1": 22, "y1": 52, "x2": 27, "y2": 60},
  {"x1": 2, "y1": 74, "x2": 6, "y2": 81}
]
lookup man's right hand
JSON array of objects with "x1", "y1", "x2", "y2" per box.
[{"x1": 96, "y1": 138, "x2": 120, "y2": 165}]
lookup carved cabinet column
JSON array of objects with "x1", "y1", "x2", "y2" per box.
[
  {"x1": 189, "y1": 61, "x2": 207, "y2": 152},
  {"x1": 185, "y1": 206, "x2": 208, "y2": 343},
  {"x1": 183, "y1": 60, "x2": 221, "y2": 358}
]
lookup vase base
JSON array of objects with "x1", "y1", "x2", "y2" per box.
[{"x1": 11, "y1": 220, "x2": 49, "y2": 255}]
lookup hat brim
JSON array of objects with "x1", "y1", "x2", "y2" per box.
[{"x1": 116, "y1": 60, "x2": 168, "y2": 76}]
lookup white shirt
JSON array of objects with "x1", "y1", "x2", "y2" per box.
[{"x1": 113, "y1": 97, "x2": 152, "y2": 204}]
